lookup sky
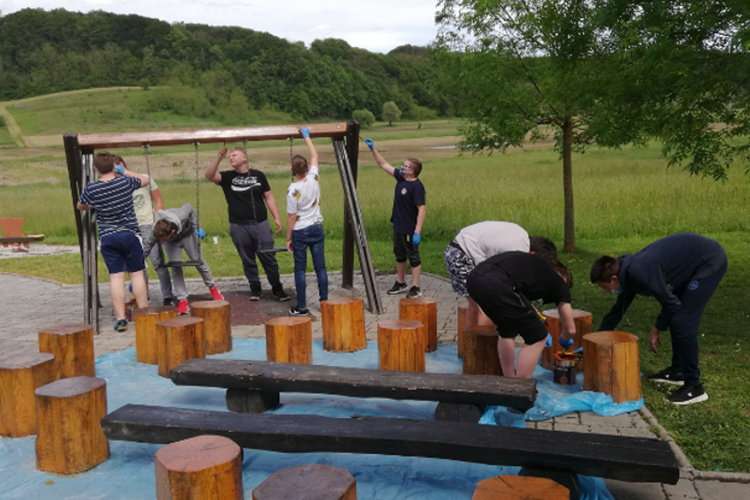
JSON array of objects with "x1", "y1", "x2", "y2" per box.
[{"x1": 0, "y1": 0, "x2": 441, "y2": 53}]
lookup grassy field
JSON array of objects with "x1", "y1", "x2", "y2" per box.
[{"x1": 0, "y1": 90, "x2": 748, "y2": 472}]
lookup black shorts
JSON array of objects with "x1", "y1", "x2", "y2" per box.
[
  {"x1": 466, "y1": 267, "x2": 547, "y2": 345},
  {"x1": 393, "y1": 230, "x2": 421, "y2": 267}
]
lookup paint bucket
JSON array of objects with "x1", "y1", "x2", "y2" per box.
[{"x1": 553, "y1": 353, "x2": 579, "y2": 385}]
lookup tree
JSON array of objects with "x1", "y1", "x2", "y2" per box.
[
  {"x1": 352, "y1": 109, "x2": 375, "y2": 129},
  {"x1": 382, "y1": 101, "x2": 401, "y2": 126}
]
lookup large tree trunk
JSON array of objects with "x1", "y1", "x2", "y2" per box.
[{"x1": 562, "y1": 117, "x2": 575, "y2": 253}]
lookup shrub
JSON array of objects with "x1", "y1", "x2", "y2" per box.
[
  {"x1": 352, "y1": 109, "x2": 375, "y2": 129},
  {"x1": 382, "y1": 101, "x2": 401, "y2": 126}
]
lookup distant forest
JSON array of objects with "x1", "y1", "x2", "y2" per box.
[{"x1": 0, "y1": 8, "x2": 455, "y2": 120}]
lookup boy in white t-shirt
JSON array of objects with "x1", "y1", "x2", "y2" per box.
[{"x1": 285, "y1": 127, "x2": 328, "y2": 315}]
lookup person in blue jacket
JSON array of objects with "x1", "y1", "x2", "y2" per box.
[{"x1": 590, "y1": 233, "x2": 727, "y2": 406}]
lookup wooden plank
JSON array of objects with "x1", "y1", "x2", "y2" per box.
[
  {"x1": 170, "y1": 359, "x2": 537, "y2": 410},
  {"x1": 77, "y1": 123, "x2": 349, "y2": 151},
  {"x1": 0, "y1": 236, "x2": 45, "y2": 244},
  {"x1": 102, "y1": 404, "x2": 680, "y2": 484}
]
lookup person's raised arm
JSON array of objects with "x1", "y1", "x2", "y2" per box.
[
  {"x1": 264, "y1": 191, "x2": 283, "y2": 234},
  {"x1": 115, "y1": 164, "x2": 149, "y2": 188},
  {"x1": 300, "y1": 127, "x2": 318, "y2": 166},
  {"x1": 363, "y1": 138, "x2": 396, "y2": 177},
  {"x1": 150, "y1": 187, "x2": 164, "y2": 212},
  {"x1": 205, "y1": 147, "x2": 227, "y2": 184}
]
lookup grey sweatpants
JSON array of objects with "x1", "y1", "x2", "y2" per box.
[
  {"x1": 164, "y1": 233, "x2": 216, "y2": 301},
  {"x1": 229, "y1": 220, "x2": 282, "y2": 289},
  {"x1": 139, "y1": 224, "x2": 174, "y2": 301}
]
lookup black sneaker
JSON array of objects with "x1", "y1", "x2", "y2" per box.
[
  {"x1": 114, "y1": 319, "x2": 128, "y2": 332},
  {"x1": 406, "y1": 286, "x2": 422, "y2": 298},
  {"x1": 272, "y1": 286, "x2": 290, "y2": 302},
  {"x1": 647, "y1": 367, "x2": 685, "y2": 386},
  {"x1": 289, "y1": 306, "x2": 309, "y2": 316},
  {"x1": 667, "y1": 383, "x2": 708, "y2": 406},
  {"x1": 387, "y1": 281, "x2": 408, "y2": 295},
  {"x1": 162, "y1": 298, "x2": 175, "y2": 306},
  {"x1": 249, "y1": 286, "x2": 262, "y2": 301}
]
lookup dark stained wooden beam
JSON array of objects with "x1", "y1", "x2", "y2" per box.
[
  {"x1": 102, "y1": 404, "x2": 680, "y2": 484},
  {"x1": 169, "y1": 359, "x2": 537, "y2": 410},
  {"x1": 77, "y1": 123, "x2": 349, "y2": 151}
]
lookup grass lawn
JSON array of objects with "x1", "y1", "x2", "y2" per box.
[{"x1": 1, "y1": 139, "x2": 749, "y2": 472}]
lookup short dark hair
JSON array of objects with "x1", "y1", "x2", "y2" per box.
[
  {"x1": 529, "y1": 236, "x2": 557, "y2": 263},
  {"x1": 291, "y1": 154, "x2": 308, "y2": 176},
  {"x1": 112, "y1": 155, "x2": 126, "y2": 168},
  {"x1": 407, "y1": 158, "x2": 422, "y2": 177},
  {"x1": 93, "y1": 152, "x2": 114, "y2": 174},
  {"x1": 153, "y1": 219, "x2": 177, "y2": 240},
  {"x1": 590, "y1": 255, "x2": 620, "y2": 284},
  {"x1": 551, "y1": 259, "x2": 573, "y2": 288}
]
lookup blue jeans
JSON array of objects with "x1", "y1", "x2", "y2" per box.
[{"x1": 292, "y1": 224, "x2": 328, "y2": 309}]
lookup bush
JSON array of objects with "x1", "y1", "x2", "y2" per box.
[
  {"x1": 382, "y1": 101, "x2": 401, "y2": 126},
  {"x1": 139, "y1": 78, "x2": 151, "y2": 90},
  {"x1": 352, "y1": 109, "x2": 375, "y2": 129}
]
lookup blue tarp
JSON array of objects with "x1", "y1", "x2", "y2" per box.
[{"x1": 0, "y1": 340, "x2": 637, "y2": 499}]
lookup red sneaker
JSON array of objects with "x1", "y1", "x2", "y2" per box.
[
  {"x1": 177, "y1": 299, "x2": 189, "y2": 315},
  {"x1": 209, "y1": 286, "x2": 224, "y2": 301}
]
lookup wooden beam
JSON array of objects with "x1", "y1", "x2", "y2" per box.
[
  {"x1": 0, "y1": 236, "x2": 45, "y2": 244},
  {"x1": 77, "y1": 123, "x2": 349, "y2": 151},
  {"x1": 102, "y1": 404, "x2": 680, "y2": 484}
]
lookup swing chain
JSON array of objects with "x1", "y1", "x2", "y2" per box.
[{"x1": 143, "y1": 143, "x2": 155, "y2": 221}]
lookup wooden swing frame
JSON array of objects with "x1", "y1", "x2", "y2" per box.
[{"x1": 64, "y1": 121, "x2": 383, "y2": 332}]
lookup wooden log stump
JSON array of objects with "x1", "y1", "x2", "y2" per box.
[
  {"x1": 253, "y1": 464, "x2": 357, "y2": 500},
  {"x1": 155, "y1": 435, "x2": 243, "y2": 500},
  {"x1": 583, "y1": 331, "x2": 641, "y2": 404},
  {"x1": 38, "y1": 323, "x2": 95, "y2": 379},
  {"x1": 156, "y1": 317, "x2": 205, "y2": 378},
  {"x1": 462, "y1": 326, "x2": 502, "y2": 376},
  {"x1": 457, "y1": 304, "x2": 467, "y2": 358},
  {"x1": 135, "y1": 306, "x2": 178, "y2": 365},
  {"x1": 399, "y1": 297, "x2": 438, "y2": 352},
  {"x1": 191, "y1": 300, "x2": 232, "y2": 355},
  {"x1": 377, "y1": 320, "x2": 426, "y2": 372},
  {"x1": 265, "y1": 317, "x2": 313, "y2": 364},
  {"x1": 35, "y1": 376, "x2": 109, "y2": 474},
  {"x1": 321, "y1": 298, "x2": 366, "y2": 353},
  {"x1": 0, "y1": 353, "x2": 55, "y2": 437},
  {"x1": 541, "y1": 309, "x2": 592, "y2": 371},
  {"x1": 472, "y1": 475, "x2": 568, "y2": 500}
]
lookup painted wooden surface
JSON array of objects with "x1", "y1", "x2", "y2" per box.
[
  {"x1": 253, "y1": 464, "x2": 356, "y2": 500},
  {"x1": 472, "y1": 475, "x2": 568, "y2": 500},
  {"x1": 399, "y1": 298, "x2": 438, "y2": 352},
  {"x1": 0, "y1": 353, "x2": 55, "y2": 437},
  {"x1": 156, "y1": 317, "x2": 205, "y2": 378},
  {"x1": 135, "y1": 306, "x2": 178, "y2": 365},
  {"x1": 462, "y1": 325, "x2": 503, "y2": 376},
  {"x1": 321, "y1": 298, "x2": 366, "y2": 353},
  {"x1": 190, "y1": 301, "x2": 232, "y2": 355},
  {"x1": 265, "y1": 317, "x2": 313, "y2": 364},
  {"x1": 377, "y1": 320, "x2": 426, "y2": 372},
  {"x1": 583, "y1": 331, "x2": 642, "y2": 404},
  {"x1": 38, "y1": 323, "x2": 95, "y2": 379}
]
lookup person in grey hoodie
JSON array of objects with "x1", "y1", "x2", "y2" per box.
[
  {"x1": 148, "y1": 203, "x2": 224, "y2": 314},
  {"x1": 590, "y1": 233, "x2": 727, "y2": 406}
]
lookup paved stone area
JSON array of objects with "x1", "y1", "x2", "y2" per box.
[{"x1": 1, "y1": 269, "x2": 748, "y2": 499}]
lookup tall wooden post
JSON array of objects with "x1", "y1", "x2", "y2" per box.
[{"x1": 342, "y1": 120, "x2": 360, "y2": 288}]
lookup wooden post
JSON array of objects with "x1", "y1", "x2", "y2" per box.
[
  {"x1": 253, "y1": 464, "x2": 357, "y2": 500},
  {"x1": 377, "y1": 320, "x2": 426, "y2": 372},
  {"x1": 156, "y1": 317, "x2": 205, "y2": 378},
  {"x1": 190, "y1": 300, "x2": 232, "y2": 355},
  {"x1": 583, "y1": 331, "x2": 642, "y2": 404},
  {"x1": 399, "y1": 297, "x2": 438, "y2": 352},
  {"x1": 321, "y1": 298, "x2": 366, "y2": 352},
  {"x1": 342, "y1": 120, "x2": 360, "y2": 289},
  {"x1": 462, "y1": 325, "x2": 503, "y2": 376},
  {"x1": 35, "y1": 376, "x2": 109, "y2": 474},
  {"x1": 135, "y1": 306, "x2": 178, "y2": 365},
  {"x1": 457, "y1": 304, "x2": 467, "y2": 358},
  {"x1": 472, "y1": 475, "x2": 568, "y2": 500},
  {"x1": 265, "y1": 317, "x2": 313, "y2": 364},
  {"x1": 541, "y1": 309, "x2": 592, "y2": 371},
  {"x1": 38, "y1": 323, "x2": 95, "y2": 379},
  {"x1": 0, "y1": 353, "x2": 55, "y2": 437},
  {"x1": 155, "y1": 435, "x2": 243, "y2": 500}
]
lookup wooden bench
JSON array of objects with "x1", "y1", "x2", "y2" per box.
[
  {"x1": 101, "y1": 404, "x2": 680, "y2": 485},
  {"x1": 0, "y1": 217, "x2": 44, "y2": 251},
  {"x1": 169, "y1": 358, "x2": 537, "y2": 420}
]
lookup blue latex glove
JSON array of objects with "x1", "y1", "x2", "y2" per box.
[
  {"x1": 544, "y1": 333, "x2": 552, "y2": 348},
  {"x1": 559, "y1": 336, "x2": 574, "y2": 349},
  {"x1": 196, "y1": 228, "x2": 206, "y2": 240},
  {"x1": 301, "y1": 127, "x2": 310, "y2": 138},
  {"x1": 114, "y1": 165, "x2": 125, "y2": 175},
  {"x1": 412, "y1": 233, "x2": 421, "y2": 246},
  {"x1": 364, "y1": 138, "x2": 375, "y2": 151}
]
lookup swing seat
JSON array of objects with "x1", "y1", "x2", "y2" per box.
[
  {"x1": 163, "y1": 260, "x2": 203, "y2": 268},
  {"x1": 258, "y1": 246, "x2": 288, "y2": 254}
]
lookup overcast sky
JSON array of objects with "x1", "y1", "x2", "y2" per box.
[{"x1": 0, "y1": 0, "x2": 440, "y2": 53}]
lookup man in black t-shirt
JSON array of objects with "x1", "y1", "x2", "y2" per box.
[
  {"x1": 467, "y1": 252, "x2": 575, "y2": 379},
  {"x1": 205, "y1": 146, "x2": 289, "y2": 301},
  {"x1": 363, "y1": 138, "x2": 426, "y2": 298}
]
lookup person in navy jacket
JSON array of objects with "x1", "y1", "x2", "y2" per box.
[{"x1": 590, "y1": 233, "x2": 727, "y2": 406}]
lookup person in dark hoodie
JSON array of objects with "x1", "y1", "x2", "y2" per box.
[
  {"x1": 148, "y1": 203, "x2": 224, "y2": 315},
  {"x1": 590, "y1": 233, "x2": 727, "y2": 406}
]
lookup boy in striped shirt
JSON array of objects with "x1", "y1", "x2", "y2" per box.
[{"x1": 77, "y1": 152, "x2": 151, "y2": 331}]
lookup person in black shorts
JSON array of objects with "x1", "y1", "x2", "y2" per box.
[{"x1": 467, "y1": 252, "x2": 575, "y2": 378}]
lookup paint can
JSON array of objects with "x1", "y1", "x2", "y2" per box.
[{"x1": 553, "y1": 353, "x2": 579, "y2": 385}]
